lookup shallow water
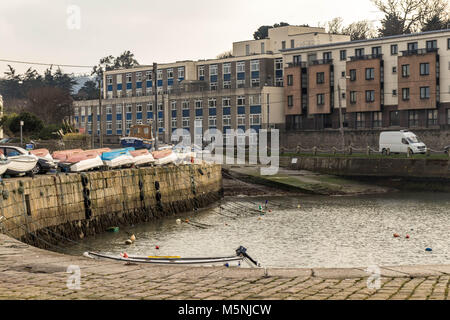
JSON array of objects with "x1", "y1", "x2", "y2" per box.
[{"x1": 59, "y1": 192, "x2": 450, "y2": 268}]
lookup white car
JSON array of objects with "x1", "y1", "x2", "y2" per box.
[{"x1": 379, "y1": 130, "x2": 427, "y2": 154}]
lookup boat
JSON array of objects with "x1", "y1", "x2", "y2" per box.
[
  {"x1": 152, "y1": 149, "x2": 178, "y2": 166},
  {"x1": 101, "y1": 148, "x2": 136, "y2": 168},
  {"x1": 6, "y1": 154, "x2": 38, "y2": 176},
  {"x1": 120, "y1": 124, "x2": 155, "y2": 150},
  {"x1": 0, "y1": 155, "x2": 11, "y2": 176},
  {"x1": 52, "y1": 149, "x2": 84, "y2": 162},
  {"x1": 60, "y1": 150, "x2": 104, "y2": 172},
  {"x1": 29, "y1": 149, "x2": 53, "y2": 162},
  {"x1": 130, "y1": 149, "x2": 155, "y2": 167},
  {"x1": 90, "y1": 148, "x2": 111, "y2": 156},
  {"x1": 84, "y1": 246, "x2": 260, "y2": 267}
]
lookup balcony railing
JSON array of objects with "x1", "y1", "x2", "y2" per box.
[
  {"x1": 349, "y1": 54, "x2": 383, "y2": 61},
  {"x1": 401, "y1": 48, "x2": 438, "y2": 56},
  {"x1": 310, "y1": 59, "x2": 333, "y2": 66}
]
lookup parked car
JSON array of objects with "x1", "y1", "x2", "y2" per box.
[{"x1": 379, "y1": 130, "x2": 427, "y2": 154}]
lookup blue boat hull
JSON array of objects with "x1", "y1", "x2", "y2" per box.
[{"x1": 120, "y1": 138, "x2": 153, "y2": 150}]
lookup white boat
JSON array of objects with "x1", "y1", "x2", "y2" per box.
[
  {"x1": 62, "y1": 151, "x2": 104, "y2": 172},
  {"x1": 101, "y1": 148, "x2": 136, "y2": 168},
  {"x1": 152, "y1": 149, "x2": 178, "y2": 166},
  {"x1": 130, "y1": 149, "x2": 155, "y2": 167},
  {"x1": 0, "y1": 156, "x2": 10, "y2": 176},
  {"x1": 29, "y1": 149, "x2": 53, "y2": 162},
  {"x1": 6, "y1": 154, "x2": 38, "y2": 176}
]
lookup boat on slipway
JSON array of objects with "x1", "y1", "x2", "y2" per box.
[
  {"x1": 101, "y1": 148, "x2": 136, "y2": 169},
  {"x1": 152, "y1": 149, "x2": 178, "y2": 166},
  {"x1": 85, "y1": 246, "x2": 260, "y2": 267},
  {"x1": 30, "y1": 148, "x2": 53, "y2": 162},
  {"x1": 59, "y1": 150, "x2": 104, "y2": 172},
  {"x1": 130, "y1": 149, "x2": 155, "y2": 167},
  {"x1": 52, "y1": 149, "x2": 84, "y2": 162}
]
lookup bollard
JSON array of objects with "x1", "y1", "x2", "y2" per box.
[
  {"x1": 313, "y1": 147, "x2": 317, "y2": 156},
  {"x1": 366, "y1": 146, "x2": 371, "y2": 156}
]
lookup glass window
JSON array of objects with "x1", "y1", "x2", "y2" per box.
[
  {"x1": 420, "y1": 87, "x2": 430, "y2": 99},
  {"x1": 237, "y1": 96, "x2": 245, "y2": 106},
  {"x1": 237, "y1": 61, "x2": 245, "y2": 73},
  {"x1": 209, "y1": 64, "x2": 218, "y2": 76},
  {"x1": 356, "y1": 112, "x2": 365, "y2": 128},
  {"x1": 208, "y1": 98, "x2": 217, "y2": 108},
  {"x1": 426, "y1": 40, "x2": 437, "y2": 49},
  {"x1": 250, "y1": 60, "x2": 260, "y2": 72},
  {"x1": 372, "y1": 46, "x2": 381, "y2": 55},
  {"x1": 136, "y1": 104, "x2": 142, "y2": 112},
  {"x1": 365, "y1": 68, "x2": 375, "y2": 80},
  {"x1": 408, "y1": 111, "x2": 419, "y2": 127},
  {"x1": 223, "y1": 97, "x2": 231, "y2": 107},
  {"x1": 428, "y1": 109, "x2": 438, "y2": 126},
  {"x1": 275, "y1": 58, "x2": 283, "y2": 70},
  {"x1": 195, "y1": 100, "x2": 203, "y2": 109},
  {"x1": 350, "y1": 91, "x2": 357, "y2": 104},
  {"x1": 402, "y1": 64, "x2": 410, "y2": 77},
  {"x1": 287, "y1": 95, "x2": 294, "y2": 107},
  {"x1": 390, "y1": 111, "x2": 399, "y2": 126},
  {"x1": 317, "y1": 94, "x2": 325, "y2": 105},
  {"x1": 350, "y1": 69, "x2": 357, "y2": 81},
  {"x1": 340, "y1": 50, "x2": 346, "y2": 61},
  {"x1": 402, "y1": 88, "x2": 410, "y2": 100},
  {"x1": 407, "y1": 42, "x2": 418, "y2": 51},
  {"x1": 373, "y1": 111, "x2": 382, "y2": 128},
  {"x1": 391, "y1": 44, "x2": 398, "y2": 55},
  {"x1": 182, "y1": 100, "x2": 190, "y2": 109},
  {"x1": 365, "y1": 90, "x2": 375, "y2": 102},
  {"x1": 223, "y1": 115, "x2": 231, "y2": 126},
  {"x1": 146, "y1": 71, "x2": 152, "y2": 80},
  {"x1": 355, "y1": 48, "x2": 364, "y2": 56},
  {"x1": 323, "y1": 52, "x2": 332, "y2": 60},
  {"x1": 223, "y1": 63, "x2": 231, "y2": 74},
  {"x1": 167, "y1": 69, "x2": 173, "y2": 79},
  {"x1": 178, "y1": 67, "x2": 185, "y2": 78},
  {"x1": 316, "y1": 72, "x2": 325, "y2": 84},
  {"x1": 198, "y1": 66, "x2": 204, "y2": 77},
  {"x1": 136, "y1": 72, "x2": 142, "y2": 82},
  {"x1": 287, "y1": 75, "x2": 293, "y2": 86},
  {"x1": 171, "y1": 101, "x2": 177, "y2": 110},
  {"x1": 420, "y1": 63, "x2": 430, "y2": 76}
]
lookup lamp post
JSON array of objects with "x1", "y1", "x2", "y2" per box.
[
  {"x1": 337, "y1": 77, "x2": 350, "y2": 149},
  {"x1": 20, "y1": 121, "x2": 24, "y2": 146}
]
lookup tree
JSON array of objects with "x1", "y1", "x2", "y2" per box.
[
  {"x1": 27, "y1": 87, "x2": 74, "y2": 124},
  {"x1": 372, "y1": 0, "x2": 450, "y2": 36},
  {"x1": 253, "y1": 22, "x2": 291, "y2": 40},
  {"x1": 75, "y1": 80, "x2": 99, "y2": 100},
  {"x1": 343, "y1": 21, "x2": 378, "y2": 40},
  {"x1": 216, "y1": 51, "x2": 233, "y2": 59},
  {"x1": 327, "y1": 17, "x2": 345, "y2": 34},
  {"x1": 7, "y1": 112, "x2": 44, "y2": 135},
  {"x1": 92, "y1": 50, "x2": 140, "y2": 79}
]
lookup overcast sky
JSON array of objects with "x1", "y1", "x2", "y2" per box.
[{"x1": 0, "y1": 0, "x2": 382, "y2": 76}]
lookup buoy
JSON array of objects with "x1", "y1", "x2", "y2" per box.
[
  {"x1": 185, "y1": 219, "x2": 190, "y2": 223},
  {"x1": 155, "y1": 245, "x2": 160, "y2": 250},
  {"x1": 122, "y1": 252, "x2": 129, "y2": 258},
  {"x1": 176, "y1": 219, "x2": 181, "y2": 225},
  {"x1": 406, "y1": 235, "x2": 410, "y2": 239},
  {"x1": 297, "y1": 204, "x2": 301, "y2": 209},
  {"x1": 125, "y1": 239, "x2": 133, "y2": 245},
  {"x1": 268, "y1": 210, "x2": 272, "y2": 213},
  {"x1": 393, "y1": 233, "x2": 400, "y2": 238},
  {"x1": 130, "y1": 234, "x2": 136, "y2": 242},
  {"x1": 426, "y1": 248, "x2": 432, "y2": 252},
  {"x1": 224, "y1": 263, "x2": 229, "y2": 268}
]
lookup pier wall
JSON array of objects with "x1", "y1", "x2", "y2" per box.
[{"x1": 0, "y1": 164, "x2": 222, "y2": 248}]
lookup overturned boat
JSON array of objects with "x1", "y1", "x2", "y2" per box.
[
  {"x1": 130, "y1": 149, "x2": 155, "y2": 167},
  {"x1": 85, "y1": 246, "x2": 260, "y2": 267},
  {"x1": 59, "y1": 150, "x2": 104, "y2": 172},
  {"x1": 6, "y1": 154, "x2": 38, "y2": 176},
  {"x1": 101, "y1": 148, "x2": 136, "y2": 168},
  {"x1": 152, "y1": 149, "x2": 178, "y2": 166},
  {"x1": 52, "y1": 149, "x2": 84, "y2": 162}
]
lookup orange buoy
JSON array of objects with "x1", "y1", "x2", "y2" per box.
[
  {"x1": 406, "y1": 235, "x2": 410, "y2": 239},
  {"x1": 394, "y1": 233, "x2": 400, "y2": 238},
  {"x1": 155, "y1": 245, "x2": 160, "y2": 250},
  {"x1": 122, "y1": 252, "x2": 129, "y2": 258}
]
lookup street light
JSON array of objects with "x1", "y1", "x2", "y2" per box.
[
  {"x1": 20, "y1": 121, "x2": 24, "y2": 145},
  {"x1": 337, "y1": 76, "x2": 350, "y2": 149}
]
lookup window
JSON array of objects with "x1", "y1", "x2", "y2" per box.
[
  {"x1": 402, "y1": 64, "x2": 410, "y2": 77},
  {"x1": 245, "y1": 44, "x2": 250, "y2": 55},
  {"x1": 209, "y1": 64, "x2": 218, "y2": 76},
  {"x1": 208, "y1": 116, "x2": 217, "y2": 127},
  {"x1": 408, "y1": 111, "x2": 419, "y2": 127},
  {"x1": 402, "y1": 88, "x2": 410, "y2": 100},
  {"x1": 126, "y1": 120, "x2": 132, "y2": 130},
  {"x1": 317, "y1": 94, "x2": 325, "y2": 105},
  {"x1": 391, "y1": 44, "x2": 398, "y2": 55},
  {"x1": 237, "y1": 96, "x2": 245, "y2": 106},
  {"x1": 448, "y1": 38, "x2": 450, "y2": 50},
  {"x1": 249, "y1": 94, "x2": 261, "y2": 105},
  {"x1": 146, "y1": 71, "x2": 152, "y2": 81},
  {"x1": 392, "y1": 66, "x2": 397, "y2": 73},
  {"x1": 182, "y1": 117, "x2": 189, "y2": 128},
  {"x1": 237, "y1": 79, "x2": 245, "y2": 88},
  {"x1": 182, "y1": 100, "x2": 190, "y2": 109},
  {"x1": 237, "y1": 61, "x2": 245, "y2": 73},
  {"x1": 407, "y1": 42, "x2": 418, "y2": 52},
  {"x1": 198, "y1": 66, "x2": 204, "y2": 78},
  {"x1": 158, "y1": 103, "x2": 163, "y2": 112},
  {"x1": 157, "y1": 70, "x2": 163, "y2": 80},
  {"x1": 372, "y1": 46, "x2": 381, "y2": 55},
  {"x1": 323, "y1": 52, "x2": 332, "y2": 60},
  {"x1": 223, "y1": 81, "x2": 231, "y2": 89},
  {"x1": 171, "y1": 118, "x2": 177, "y2": 128},
  {"x1": 340, "y1": 50, "x2": 347, "y2": 61},
  {"x1": 146, "y1": 88, "x2": 152, "y2": 96},
  {"x1": 116, "y1": 122, "x2": 122, "y2": 131},
  {"x1": 428, "y1": 109, "x2": 438, "y2": 126},
  {"x1": 250, "y1": 114, "x2": 261, "y2": 125},
  {"x1": 136, "y1": 104, "x2": 143, "y2": 112},
  {"x1": 365, "y1": 90, "x2": 375, "y2": 102},
  {"x1": 275, "y1": 58, "x2": 283, "y2": 70},
  {"x1": 281, "y1": 41, "x2": 286, "y2": 50},
  {"x1": 195, "y1": 100, "x2": 203, "y2": 109},
  {"x1": 167, "y1": 69, "x2": 173, "y2": 79},
  {"x1": 171, "y1": 101, "x2": 177, "y2": 110},
  {"x1": 107, "y1": 76, "x2": 112, "y2": 85},
  {"x1": 276, "y1": 78, "x2": 284, "y2": 87},
  {"x1": 420, "y1": 63, "x2": 430, "y2": 76},
  {"x1": 390, "y1": 111, "x2": 400, "y2": 126},
  {"x1": 291, "y1": 39, "x2": 295, "y2": 48},
  {"x1": 250, "y1": 60, "x2": 260, "y2": 72},
  {"x1": 287, "y1": 95, "x2": 294, "y2": 107},
  {"x1": 287, "y1": 75, "x2": 293, "y2": 86},
  {"x1": 136, "y1": 88, "x2": 142, "y2": 97},
  {"x1": 126, "y1": 73, "x2": 132, "y2": 83},
  {"x1": 136, "y1": 72, "x2": 142, "y2": 82},
  {"x1": 316, "y1": 72, "x2": 325, "y2": 84},
  {"x1": 223, "y1": 115, "x2": 231, "y2": 126},
  {"x1": 356, "y1": 113, "x2": 365, "y2": 128},
  {"x1": 116, "y1": 74, "x2": 122, "y2": 84},
  {"x1": 355, "y1": 48, "x2": 364, "y2": 57},
  {"x1": 223, "y1": 98, "x2": 231, "y2": 107},
  {"x1": 126, "y1": 104, "x2": 132, "y2": 113},
  {"x1": 426, "y1": 40, "x2": 437, "y2": 49},
  {"x1": 261, "y1": 42, "x2": 265, "y2": 53},
  {"x1": 178, "y1": 67, "x2": 185, "y2": 78},
  {"x1": 251, "y1": 78, "x2": 260, "y2": 87},
  {"x1": 147, "y1": 103, "x2": 153, "y2": 112},
  {"x1": 210, "y1": 82, "x2": 217, "y2": 91},
  {"x1": 293, "y1": 55, "x2": 301, "y2": 65},
  {"x1": 420, "y1": 87, "x2": 430, "y2": 99},
  {"x1": 373, "y1": 112, "x2": 382, "y2": 128},
  {"x1": 350, "y1": 69, "x2": 357, "y2": 81},
  {"x1": 208, "y1": 98, "x2": 217, "y2": 108},
  {"x1": 393, "y1": 89, "x2": 397, "y2": 96},
  {"x1": 350, "y1": 91, "x2": 357, "y2": 104},
  {"x1": 365, "y1": 68, "x2": 375, "y2": 80},
  {"x1": 237, "y1": 115, "x2": 246, "y2": 126},
  {"x1": 223, "y1": 63, "x2": 231, "y2": 74}
]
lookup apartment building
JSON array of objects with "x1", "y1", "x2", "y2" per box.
[{"x1": 282, "y1": 29, "x2": 450, "y2": 131}]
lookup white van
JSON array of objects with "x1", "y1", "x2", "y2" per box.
[{"x1": 379, "y1": 130, "x2": 427, "y2": 154}]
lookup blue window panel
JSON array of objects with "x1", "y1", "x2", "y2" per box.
[
  {"x1": 146, "y1": 81, "x2": 152, "y2": 88},
  {"x1": 158, "y1": 111, "x2": 164, "y2": 118},
  {"x1": 251, "y1": 71, "x2": 260, "y2": 79},
  {"x1": 136, "y1": 82, "x2": 142, "y2": 89},
  {"x1": 81, "y1": 116, "x2": 85, "y2": 122},
  {"x1": 182, "y1": 110, "x2": 190, "y2": 117},
  {"x1": 88, "y1": 115, "x2": 92, "y2": 122},
  {"x1": 107, "y1": 130, "x2": 113, "y2": 136},
  {"x1": 88, "y1": 131, "x2": 92, "y2": 135},
  {"x1": 172, "y1": 111, "x2": 177, "y2": 118},
  {"x1": 223, "y1": 74, "x2": 231, "y2": 81},
  {"x1": 157, "y1": 80, "x2": 163, "y2": 87},
  {"x1": 238, "y1": 107, "x2": 246, "y2": 115},
  {"x1": 158, "y1": 127, "x2": 164, "y2": 133},
  {"x1": 237, "y1": 72, "x2": 245, "y2": 80},
  {"x1": 97, "y1": 115, "x2": 100, "y2": 122},
  {"x1": 250, "y1": 106, "x2": 261, "y2": 114},
  {"x1": 106, "y1": 114, "x2": 112, "y2": 121},
  {"x1": 126, "y1": 113, "x2": 132, "y2": 120},
  {"x1": 223, "y1": 107, "x2": 231, "y2": 116},
  {"x1": 75, "y1": 116, "x2": 79, "y2": 122},
  {"x1": 168, "y1": 79, "x2": 174, "y2": 86},
  {"x1": 172, "y1": 128, "x2": 177, "y2": 133},
  {"x1": 195, "y1": 109, "x2": 203, "y2": 117},
  {"x1": 107, "y1": 85, "x2": 113, "y2": 91},
  {"x1": 223, "y1": 126, "x2": 231, "y2": 132},
  {"x1": 126, "y1": 129, "x2": 130, "y2": 135},
  {"x1": 276, "y1": 70, "x2": 283, "y2": 78},
  {"x1": 117, "y1": 84, "x2": 122, "y2": 91},
  {"x1": 238, "y1": 126, "x2": 246, "y2": 132},
  {"x1": 251, "y1": 125, "x2": 261, "y2": 132},
  {"x1": 116, "y1": 114, "x2": 122, "y2": 121},
  {"x1": 209, "y1": 108, "x2": 216, "y2": 116},
  {"x1": 199, "y1": 76, "x2": 204, "y2": 81},
  {"x1": 126, "y1": 83, "x2": 132, "y2": 90},
  {"x1": 210, "y1": 75, "x2": 218, "y2": 83},
  {"x1": 184, "y1": 128, "x2": 190, "y2": 133},
  {"x1": 116, "y1": 130, "x2": 122, "y2": 135},
  {"x1": 147, "y1": 112, "x2": 153, "y2": 119},
  {"x1": 178, "y1": 77, "x2": 184, "y2": 82},
  {"x1": 209, "y1": 126, "x2": 217, "y2": 130},
  {"x1": 136, "y1": 112, "x2": 142, "y2": 120}
]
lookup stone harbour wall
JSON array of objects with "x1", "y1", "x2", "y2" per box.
[{"x1": 0, "y1": 164, "x2": 222, "y2": 248}]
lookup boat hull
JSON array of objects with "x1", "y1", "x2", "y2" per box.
[
  {"x1": 6, "y1": 156, "x2": 38, "y2": 175},
  {"x1": 69, "y1": 156, "x2": 104, "y2": 172},
  {"x1": 120, "y1": 137, "x2": 153, "y2": 150}
]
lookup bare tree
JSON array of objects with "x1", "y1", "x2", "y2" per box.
[
  {"x1": 343, "y1": 21, "x2": 378, "y2": 40},
  {"x1": 327, "y1": 17, "x2": 345, "y2": 34},
  {"x1": 216, "y1": 51, "x2": 233, "y2": 59}
]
